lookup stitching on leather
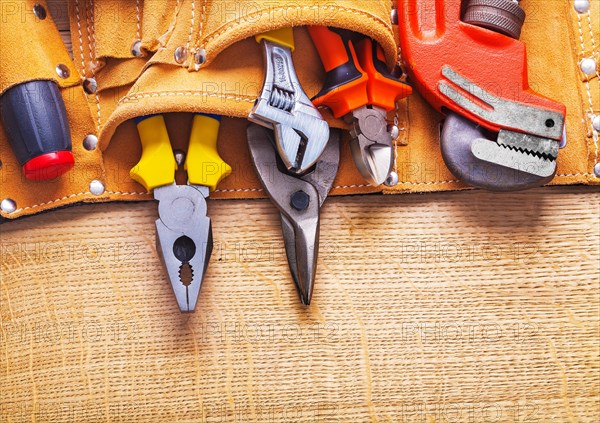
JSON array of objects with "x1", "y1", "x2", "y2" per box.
[
  {"x1": 187, "y1": 0, "x2": 196, "y2": 52},
  {"x1": 400, "y1": 180, "x2": 460, "y2": 186},
  {"x1": 334, "y1": 184, "x2": 371, "y2": 189},
  {"x1": 584, "y1": 10, "x2": 599, "y2": 168},
  {"x1": 195, "y1": 0, "x2": 208, "y2": 49},
  {"x1": 157, "y1": 0, "x2": 182, "y2": 49},
  {"x1": 87, "y1": 0, "x2": 102, "y2": 132},
  {"x1": 577, "y1": 11, "x2": 597, "y2": 171},
  {"x1": 556, "y1": 173, "x2": 595, "y2": 177},
  {"x1": 10, "y1": 191, "x2": 148, "y2": 214},
  {"x1": 202, "y1": 5, "x2": 392, "y2": 46},
  {"x1": 135, "y1": 0, "x2": 141, "y2": 41},
  {"x1": 75, "y1": 0, "x2": 86, "y2": 75},
  {"x1": 118, "y1": 91, "x2": 256, "y2": 104},
  {"x1": 214, "y1": 188, "x2": 263, "y2": 193}
]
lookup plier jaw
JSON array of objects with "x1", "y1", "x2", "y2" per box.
[
  {"x1": 247, "y1": 124, "x2": 340, "y2": 305},
  {"x1": 132, "y1": 113, "x2": 229, "y2": 313}
]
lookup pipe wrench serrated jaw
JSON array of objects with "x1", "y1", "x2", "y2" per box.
[{"x1": 397, "y1": 0, "x2": 567, "y2": 191}]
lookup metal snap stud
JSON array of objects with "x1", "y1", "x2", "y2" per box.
[
  {"x1": 131, "y1": 40, "x2": 143, "y2": 57},
  {"x1": 384, "y1": 171, "x2": 399, "y2": 187},
  {"x1": 173, "y1": 149, "x2": 186, "y2": 166},
  {"x1": 580, "y1": 58, "x2": 597, "y2": 75},
  {"x1": 89, "y1": 180, "x2": 105, "y2": 195},
  {"x1": 391, "y1": 8, "x2": 399, "y2": 25},
  {"x1": 83, "y1": 78, "x2": 97, "y2": 94},
  {"x1": 1, "y1": 198, "x2": 17, "y2": 214},
  {"x1": 56, "y1": 64, "x2": 70, "y2": 79},
  {"x1": 574, "y1": 0, "x2": 590, "y2": 13},
  {"x1": 33, "y1": 3, "x2": 47, "y2": 19},
  {"x1": 592, "y1": 115, "x2": 600, "y2": 132},
  {"x1": 83, "y1": 134, "x2": 98, "y2": 151},
  {"x1": 174, "y1": 46, "x2": 188, "y2": 64},
  {"x1": 594, "y1": 163, "x2": 600, "y2": 178},
  {"x1": 193, "y1": 49, "x2": 206, "y2": 69}
]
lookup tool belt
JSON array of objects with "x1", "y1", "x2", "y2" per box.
[{"x1": 0, "y1": 0, "x2": 598, "y2": 220}]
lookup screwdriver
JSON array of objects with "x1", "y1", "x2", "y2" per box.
[{"x1": 0, "y1": 80, "x2": 74, "y2": 180}]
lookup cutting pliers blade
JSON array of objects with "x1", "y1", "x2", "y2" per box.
[{"x1": 247, "y1": 124, "x2": 340, "y2": 305}]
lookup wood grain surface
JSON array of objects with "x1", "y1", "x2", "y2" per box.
[{"x1": 1, "y1": 186, "x2": 599, "y2": 422}]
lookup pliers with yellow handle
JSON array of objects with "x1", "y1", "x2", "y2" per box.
[{"x1": 131, "y1": 113, "x2": 231, "y2": 313}]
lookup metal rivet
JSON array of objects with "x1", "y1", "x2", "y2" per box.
[
  {"x1": 1, "y1": 198, "x2": 17, "y2": 214},
  {"x1": 193, "y1": 49, "x2": 206, "y2": 70},
  {"x1": 391, "y1": 8, "x2": 399, "y2": 25},
  {"x1": 83, "y1": 134, "x2": 98, "y2": 151},
  {"x1": 389, "y1": 124, "x2": 400, "y2": 140},
  {"x1": 83, "y1": 78, "x2": 97, "y2": 94},
  {"x1": 559, "y1": 125, "x2": 568, "y2": 149},
  {"x1": 33, "y1": 3, "x2": 47, "y2": 19},
  {"x1": 174, "y1": 46, "x2": 188, "y2": 64},
  {"x1": 574, "y1": 0, "x2": 590, "y2": 13},
  {"x1": 173, "y1": 150, "x2": 186, "y2": 166},
  {"x1": 392, "y1": 64, "x2": 404, "y2": 79},
  {"x1": 89, "y1": 180, "x2": 105, "y2": 195},
  {"x1": 290, "y1": 190, "x2": 310, "y2": 211},
  {"x1": 592, "y1": 115, "x2": 600, "y2": 132},
  {"x1": 594, "y1": 163, "x2": 600, "y2": 178},
  {"x1": 131, "y1": 40, "x2": 143, "y2": 57},
  {"x1": 56, "y1": 64, "x2": 70, "y2": 79},
  {"x1": 384, "y1": 171, "x2": 399, "y2": 187},
  {"x1": 580, "y1": 58, "x2": 597, "y2": 75}
]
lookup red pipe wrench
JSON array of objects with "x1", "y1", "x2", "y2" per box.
[{"x1": 397, "y1": 0, "x2": 566, "y2": 190}]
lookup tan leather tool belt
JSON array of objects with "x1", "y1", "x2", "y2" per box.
[{"x1": 1, "y1": 0, "x2": 598, "y2": 220}]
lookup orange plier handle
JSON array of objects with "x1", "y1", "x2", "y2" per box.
[{"x1": 308, "y1": 26, "x2": 412, "y2": 118}]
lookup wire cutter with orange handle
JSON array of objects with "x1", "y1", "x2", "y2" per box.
[{"x1": 308, "y1": 26, "x2": 412, "y2": 186}]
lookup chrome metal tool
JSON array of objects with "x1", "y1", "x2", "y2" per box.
[
  {"x1": 247, "y1": 123, "x2": 340, "y2": 305},
  {"x1": 249, "y1": 28, "x2": 330, "y2": 174}
]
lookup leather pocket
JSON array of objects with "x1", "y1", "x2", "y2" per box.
[{"x1": 1, "y1": 0, "x2": 598, "y2": 221}]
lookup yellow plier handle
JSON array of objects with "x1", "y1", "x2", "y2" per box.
[
  {"x1": 255, "y1": 28, "x2": 295, "y2": 51},
  {"x1": 185, "y1": 114, "x2": 231, "y2": 191},
  {"x1": 130, "y1": 113, "x2": 230, "y2": 192}
]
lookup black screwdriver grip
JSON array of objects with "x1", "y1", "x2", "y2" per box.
[{"x1": 0, "y1": 80, "x2": 73, "y2": 179}]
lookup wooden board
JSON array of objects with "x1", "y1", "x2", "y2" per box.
[{"x1": 1, "y1": 186, "x2": 599, "y2": 422}]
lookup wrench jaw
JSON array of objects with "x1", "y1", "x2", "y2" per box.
[
  {"x1": 441, "y1": 112, "x2": 558, "y2": 191},
  {"x1": 249, "y1": 39, "x2": 330, "y2": 174}
]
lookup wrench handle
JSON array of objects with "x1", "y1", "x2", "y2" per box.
[{"x1": 255, "y1": 28, "x2": 295, "y2": 51}]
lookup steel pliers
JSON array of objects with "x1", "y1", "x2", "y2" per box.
[
  {"x1": 247, "y1": 123, "x2": 340, "y2": 305},
  {"x1": 131, "y1": 113, "x2": 230, "y2": 312}
]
